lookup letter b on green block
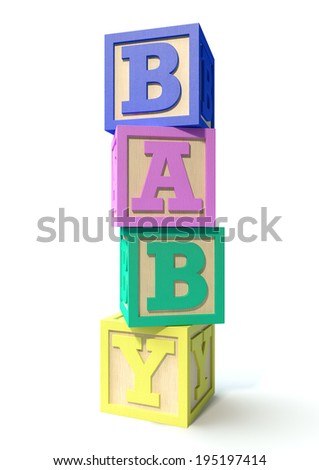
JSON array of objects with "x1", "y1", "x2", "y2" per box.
[{"x1": 147, "y1": 242, "x2": 208, "y2": 311}]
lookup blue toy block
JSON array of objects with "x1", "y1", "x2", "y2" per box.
[{"x1": 105, "y1": 24, "x2": 214, "y2": 133}]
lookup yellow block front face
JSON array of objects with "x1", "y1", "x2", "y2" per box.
[{"x1": 101, "y1": 314, "x2": 214, "y2": 427}]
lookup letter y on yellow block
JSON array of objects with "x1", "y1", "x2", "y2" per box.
[{"x1": 112, "y1": 335, "x2": 175, "y2": 407}]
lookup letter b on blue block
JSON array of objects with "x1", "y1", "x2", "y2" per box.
[
  {"x1": 122, "y1": 43, "x2": 181, "y2": 114},
  {"x1": 105, "y1": 24, "x2": 215, "y2": 133}
]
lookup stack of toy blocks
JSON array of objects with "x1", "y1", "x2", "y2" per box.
[{"x1": 101, "y1": 24, "x2": 225, "y2": 427}]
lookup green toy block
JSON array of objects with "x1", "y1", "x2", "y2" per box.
[{"x1": 120, "y1": 228, "x2": 225, "y2": 327}]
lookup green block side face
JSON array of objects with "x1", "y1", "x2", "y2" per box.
[
  {"x1": 120, "y1": 237, "x2": 128, "y2": 304},
  {"x1": 120, "y1": 237, "x2": 129, "y2": 322},
  {"x1": 120, "y1": 228, "x2": 225, "y2": 327}
]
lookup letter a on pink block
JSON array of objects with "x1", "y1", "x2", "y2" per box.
[{"x1": 132, "y1": 141, "x2": 203, "y2": 212}]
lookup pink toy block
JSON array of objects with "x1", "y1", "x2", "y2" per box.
[{"x1": 111, "y1": 125, "x2": 216, "y2": 227}]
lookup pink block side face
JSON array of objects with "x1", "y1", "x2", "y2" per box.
[{"x1": 112, "y1": 125, "x2": 216, "y2": 227}]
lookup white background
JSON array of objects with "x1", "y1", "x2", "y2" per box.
[{"x1": 1, "y1": 1, "x2": 319, "y2": 469}]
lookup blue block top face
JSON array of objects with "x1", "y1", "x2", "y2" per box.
[
  {"x1": 105, "y1": 23, "x2": 200, "y2": 45},
  {"x1": 104, "y1": 24, "x2": 214, "y2": 133}
]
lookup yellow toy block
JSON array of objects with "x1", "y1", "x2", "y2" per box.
[{"x1": 100, "y1": 314, "x2": 215, "y2": 427}]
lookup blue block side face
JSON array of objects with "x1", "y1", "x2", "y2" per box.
[
  {"x1": 104, "y1": 24, "x2": 205, "y2": 133},
  {"x1": 199, "y1": 27, "x2": 215, "y2": 128}
]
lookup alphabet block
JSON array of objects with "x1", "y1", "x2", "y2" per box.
[
  {"x1": 100, "y1": 313, "x2": 215, "y2": 427},
  {"x1": 112, "y1": 125, "x2": 215, "y2": 227},
  {"x1": 105, "y1": 24, "x2": 214, "y2": 133},
  {"x1": 120, "y1": 227, "x2": 224, "y2": 327}
]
